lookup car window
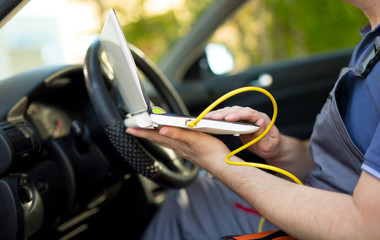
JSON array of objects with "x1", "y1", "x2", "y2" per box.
[
  {"x1": 0, "y1": 0, "x2": 99, "y2": 80},
  {"x1": 207, "y1": 0, "x2": 368, "y2": 74},
  {"x1": 0, "y1": 0, "x2": 213, "y2": 81}
]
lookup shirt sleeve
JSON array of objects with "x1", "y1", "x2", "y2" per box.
[{"x1": 362, "y1": 122, "x2": 380, "y2": 180}]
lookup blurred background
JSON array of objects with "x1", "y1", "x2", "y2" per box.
[{"x1": 0, "y1": 0, "x2": 367, "y2": 80}]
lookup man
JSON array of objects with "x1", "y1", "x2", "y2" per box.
[{"x1": 127, "y1": 0, "x2": 380, "y2": 239}]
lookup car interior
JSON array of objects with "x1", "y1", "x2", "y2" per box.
[{"x1": 0, "y1": 0, "x2": 361, "y2": 239}]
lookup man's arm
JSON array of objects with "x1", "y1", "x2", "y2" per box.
[
  {"x1": 265, "y1": 136, "x2": 314, "y2": 181},
  {"x1": 214, "y1": 156, "x2": 380, "y2": 239},
  {"x1": 127, "y1": 126, "x2": 380, "y2": 239}
]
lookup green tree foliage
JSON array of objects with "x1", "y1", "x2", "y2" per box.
[
  {"x1": 122, "y1": 11, "x2": 181, "y2": 62},
  {"x1": 90, "y1": 0, "x2": 368, "y2": 66},
  {"x1": 121, "y1": 0, "x2": 214, "y2": 62},
  {"x1": 263, "y1": 0, "x2": 368, "y2": 58},
  {"x1": 208, "y1": 0, "x2": 367, "y2": 71}
]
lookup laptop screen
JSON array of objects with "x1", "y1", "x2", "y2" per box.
[{"x1": 99, "y1": 9, "x2": 150, "y2": 115}]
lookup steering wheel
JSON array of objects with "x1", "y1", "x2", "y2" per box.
[{"x1": 83, "y1": 39, "x2": 198, "y2": 188}]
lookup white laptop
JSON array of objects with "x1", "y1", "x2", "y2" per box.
[{"x1": 99, "y1": 9, "x2": 259, "y2": 135}]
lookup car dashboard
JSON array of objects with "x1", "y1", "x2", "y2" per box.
[{"x1": 0, "y1": 64, "x2": 156, "y2": 239}]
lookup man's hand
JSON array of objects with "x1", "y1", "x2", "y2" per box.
[
  {"x1": 205, "y1": 106, "x2": 314, "y2": 180},
  {"x1": 204, "y1": 106, "x2": 281, "y2": 159},
  {"x1": 126, "y1": 126, "x2": 231, "y2": 172}
]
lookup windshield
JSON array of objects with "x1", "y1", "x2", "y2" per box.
[
  {"x1": 0, "y1": 0, "x2": 211, "y2": 80},
  {"x1": 0, "y1": 0, "x2": 100, "y2": 80},
  {"x1": 0, "y1": 0, "x2": 367, "y2": 81}
]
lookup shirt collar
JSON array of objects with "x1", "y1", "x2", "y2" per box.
[
  {"x1": 360, "y1": 23, "x2": 380, "y2": 37},
  {"x1": 359, "y1": 23, "x2": 372, "y2": 36}
]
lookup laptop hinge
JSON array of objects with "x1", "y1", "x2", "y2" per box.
[{"x1": 124, "y1": 111, "x2": 154, "y2": 128}]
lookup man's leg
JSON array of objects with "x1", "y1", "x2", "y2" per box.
[{"x1": 141, "y1": 175, "x2": 277, "y2": 240}]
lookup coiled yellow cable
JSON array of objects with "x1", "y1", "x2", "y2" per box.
[
  {"x1": 187, "y1": 87, "x2": 302, "y2": 183},
  {"x1": 186, "y1": 86, "x2": 303, "y2": 232}
]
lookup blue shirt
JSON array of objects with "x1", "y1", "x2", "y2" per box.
[{"x1": 342, "y1": 24, "x2": 380, "y2": 180}]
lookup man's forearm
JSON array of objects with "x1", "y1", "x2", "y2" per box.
[
  {"x1": 212, "y1": 159, "x2": 374, "y2": 239},
  {"x1": 266, "y1": 135, "x2": 314, "y2": 181}
]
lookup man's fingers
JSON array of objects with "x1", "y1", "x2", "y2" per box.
[
  {"x1": 159, "y1": 126, "x2": 207, "y2": 147},
  {"x1": 205, "y1": 106, "x2": 265, "y2": 124},
  {"x1": 127, "y1": 126, "x2": 202, "y2": 148},
  {"x1": 204, "y1": 107, "x2": 233, "y2": 120},
  {"x1": 224, "y1": 107, "x2": 262, "y2": 122},
  {"x1": 126, "y1": 127, "x2": 155, "y2": 139}
]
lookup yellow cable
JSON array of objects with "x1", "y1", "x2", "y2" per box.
[
  {"x1": 187, "y1": 87, "x2": 302, "y2": 181},
  {"x1": 186, "y1": 86, "x2": 304, "y2": 232},
  {"x1": 258, "y1": 216, "x2": 266, "y2": 233}
]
